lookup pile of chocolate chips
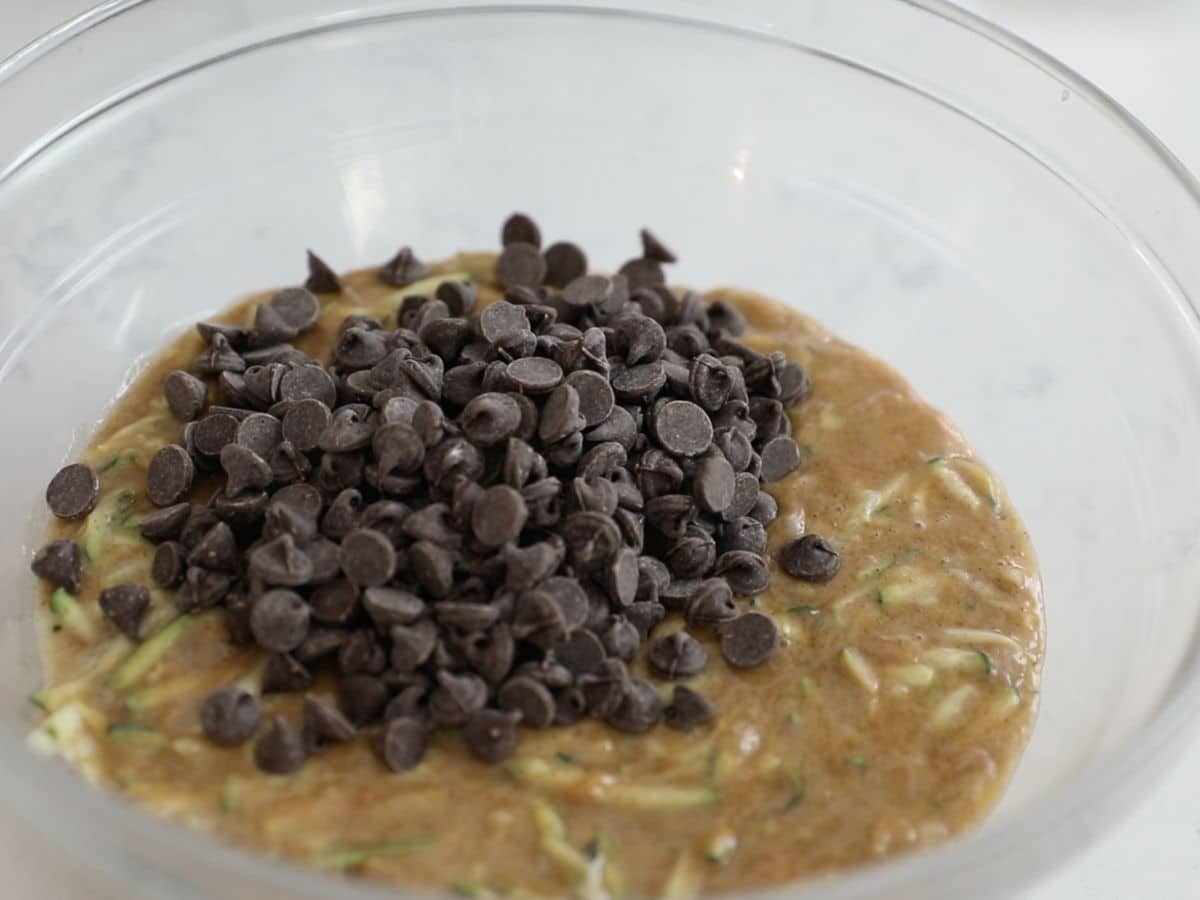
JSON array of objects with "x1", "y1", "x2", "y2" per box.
[{"x1": 34, "y1": 216, "x2": 833, "y2": 774}]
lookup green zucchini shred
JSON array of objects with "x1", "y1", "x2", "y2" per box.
[
  {"x1": 49, "y1": 589, "x2": 93, "y2": 639},
  {"x1": 785, "y1": 604, "x2": 820, "y2": 616},
  {"x1": 106, "y1": 613, "x2": 196, "y2": 692}
]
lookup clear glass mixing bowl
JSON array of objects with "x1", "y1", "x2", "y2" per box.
[{"x1": 2, "y1": 1, "x2": 1199, "y2": 898}]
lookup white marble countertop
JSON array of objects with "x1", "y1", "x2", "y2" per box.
[{"x1": 1, "y1": 3, "x2": 1197, "y2": 898}]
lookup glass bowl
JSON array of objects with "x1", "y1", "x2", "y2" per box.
[{"x1": 2, "y1": 1, "x2": 1199, "y2": 898}]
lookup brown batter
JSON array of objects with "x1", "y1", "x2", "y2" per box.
[{"x1": 30, "y1": 253, "x2": 1043, "y2": 898}]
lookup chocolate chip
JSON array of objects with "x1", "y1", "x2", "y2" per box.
[
  {"x1": 759, "y1": 435, "x2": 801, "y2": 482},
  {"x1": 295, "y1": 627, "x2": 347, "y2": 663},
  {"x1": 719, "y1": 612, "x2": 779, "y2": 668},
  {"x1": 713, "y1": 550, "x2": 770, "y2": 595},
  {"x1": 618, "y1": 258, "x2": 665, "y2": 292},
  {"x1": 561, "y1": 511, "x2": 622, "y2": 572},
  {"x1": 436, "y1": 280, "x2": 478, "y2": 317},
  {"x1": 338, "y1": 674, "x2": 388, "y2": 727},
  {"x1": 605, "y1": 676, "x2": 661, "y2": 733},
  {"x1": 379, "y1": 246, "x2": 427, "y2": 287},
  {"x1": 376, "y1": 715, "x2": 428, "y2": 771},
  {"x1": 462, "y1": 624, "x2": 515, "y2": 684},
  {"x1": 552, "y1": 628, "x2": 606, "y2": 676},
  {"x1": 202, "y1": 687, "x2": 261, "y2": 745},
  {"x1": 254, "y1": 715, "x2": 308, "y2": 774},
  {"x1": 645, "y1": 494, "x2": 696, "y2": 540},
  {"x1": 750, "y1": 490, "x2": 778, "y2": 525},
  {"x1": 779, "y1": 534, "x2": 839, "y2": 581},
  {"x1": 192, "y1": 414, "x2": 240, "y2": 457},
  {"x1": 307, "y1": 538, "x2": 341, "y2": 584},
  {"x1": 482, "y1": 668, "x2": 543, "y2": 727},
  {"x1": 31, "y1": 540, "x2": 84, "y2": 592},
  {"x1": 640, "y1": 228, "x2": 677, "y2": 264},
  {"x1": 690, "y1": 355, "x2": 733, "y2": 412},
  {"x1": 45, "y1": 463, "x2": 100, "y2": 520},
  {"x1": 464, "y1": 708, "x2": 520, "y2": 763},
  {"x1": 637, "y1": 556, "x2": 671, "y2": 601},
  {"x1": 175, "y1": 567, "x2": 234, "y2": 613},
  {"x1": 505, "y1": 356, "x2": 563, "y2": 395},
  {"x1": 559, "y1": 369, "x2": 613, "y2": 428},
  {"x1": 164, "y1": 370, "x2": 208, "y2": 422},
  {"x1": 563, "y1": 274, "x2": 616, "y2": 309},
  {"x1": 262, "y1": 653, "x2": 313, "y2": 693},
  {"x1": 543, "y1": 242, "x2": 588, "y2": 288},
  {"x1": 139, "y1": 503, "x2": 190, "y2": 542},
  {"x1": 305, "y1": 250, "x2": 341, "y2": 293},
  {"x1": 279, "y1": 365, "x2": 337, "y2": 407},
  {"x1": 196, "y1": 333, "x2": 246, "y2": 375},
  {"x1": 458, "y1": 393, "x2": 520, "y2": 448},
  {"x1": 268, "y1": 440, "x2": 311, "y2": 484},
  {"x1": 409, "y1": 540, "x2": 455, "y2": 598},
  {"x1": 247, "y1": 534, "x2": 313, "y2": 586},
  {"x1": 600, "y1": 615, "x2": 640, "y2": 662},
  {"x1": 585, "y1": 406, "x2": 637, "y2": 449},
  {"x1": 389, "y1": 619, "x2": 438, "y2": 672},
  {"x1": 146, "y1": 446, "x2": 194, "y2": 507},
  {"x1": 538, "y1": 383, "x2": 584, "y2": 444},
  {"x1": 478, "y1": 301, "x2": 530, "y2": 345},
  {"x1": 652, "y1": 400, "x2": 713, "y2": 457},
  {"x1": 693, "y1": 454, "x2": 736, "y2": 515},
  {"x1": 724, "y1": 472, "x2": 761, "y2": 520},
  {"x1": 579, "y1": 658, "x2": 631, "y2": 718},
  {"x1": 267, "y1": 287, "x2": 321, "y2": 333},
  {"x1": 98, "y1": 584, "x2": 150, "y2": 641},
  {"x1": 659, "y1": 578, "x2": 701, "y2": 612},
  {"x1": 626, "y1": 600, "x2": 666, "y2": 640},
  {"x1": 496, "y1": 243, "x2": 547, "y2": 290},
  {"x1": 646, "y1": 630, "x2": 708, "y2": 679},
  {"x1": 429, "y1": 670, "x2": 488, "y2": 725},
  {"x1": 501, "y1": 212, "x2": 542, "y2": 249},
  {"x1": 611, "y1": 361, "x2": 666, "y2": 402},
  {"x1": 302, "y1": 696, "x2": 356, "y2": 751},
  {"x1": 685, "y1": 578, "x2": 739, "y2": 628},
  {"x1": 467, "y1": 484, "x2": 528, "y2": 549},
  {"x1": 249, "y1": 589, "x2": 309, "y2": 652},
  {"x1": 151, "y1": 541, "x2": 185, "y2": 589},
  {"x1": 338, "y1": 628, "x2": 388, "y2": 675},
  {"x1": 339, "y1": 529, "x2": 397, "y2": 587},
  {"x1": 664, "y1": 685, "x2": 714, "y2": 731}
]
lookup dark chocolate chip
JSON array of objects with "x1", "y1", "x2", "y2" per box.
[
  {"x1": 379, "y1": 246, "x2": 428, "y2": 287},
  {"x1": 779, "y1": 534, "x2": 840, "y2": 582},
  {"x1": 98, "y1": 584, "x2": 150, "y2": 641},
  {"x1": 604, "y1": 676, "x2": 661, "y2": 733},
  {"x1": 196, "y1": 333, "x2": 246, "y2": 375},
  {"x1": 639, "y1": 228, "x2": 677, "y2": 264},
  {"x1": 429, "y1": 670, "x2": 488, "y2": 725},
  {"x1": 279, "y1": 365, "x2": 337, "y2": 408},
  {"x1": 478, "y1": 301, "x2": 530, "y2": 344},
  {"x1": 254, "y1": 715, "x2": 308, "y2": 774},
  {"x1": 409, "y1": 540, "x2": 456, "y2": 598},
  {"x1": 685, "y1": 578, "x2": 739, "y2": 628},
  {"x1": 501, "y1": 212, "x2": 542, "y2": 249},
  {"x1": 46, "y1": 463, "x2": 100, "y2": 520},
  {"x1": 626, "y1": 600, "x2": 666, "y2": 640},
  {"x1": 611, "y1": 361, "x2": 667, "y2": 402},
  {"x1": 646, "y1": 630, "x2": 708, "y2": 679},
  {"x1": 552, "y1": 628, "x2": 606, "y2": 676},
  {"x1": 759, "y1": 435, "x2": 801, "y2": 482},
  {"x1": 460, "y1": 393, "x2": 522, "y2": 448},
  {"x1": 376, "y1": 715, "x2": 428, "y2": 771},
  {"x1": 139, "y1": 502, "x2": 190, "y2": 542},
  {"x1": 538, "y1": 383, "x2": 584, "y2": 444},
  {"x1": 268, "y1": 287, "x2": 321, "y2": 333},
  {"x1": 706, "y1": 299, "x2": 745, "y2": 336},
  {"x1": 302, "y1": 696, "x2": 356, "y2": 750},
  {"x1": 664, "y1": 685, "x2": 715, "y2": 732},
  {"x1": 719, "y1": 612, "x2": 779, "y2": 668},
  {"x1": 338, "y1": 628, "x2": 388, "y2": 675},
  {"x1": 580, "y1": 658, "x2": 631, "y2": 718},
  {"x1": 618, "y1": 258, "x2": 665, "y2": 292},
  {"x1": 694, "y1": 454, "x2": 736, "y2": 515},
  {"x1": 436, "y1": 280, "x2": 478, "y2": 317},
  {"x1": 543, "y1": 242, "x2": 588, "y2": 288},
  {"x1": 463, "y1": 708, "x2": 520, "y2": 763},
  {"x1": 192, "y1": 414, "x2": 240, "y2": 457},
  {"x1": 31, "y1": 540, "x2": 84, "y2": 592},
  {"x1": 295, "y1": 626, "x2": 347, "y2": 663},
  {"x1": 249, "y1": 589, "x2": 309, "y2": 652},
  {"x1": 462, "y1": 624, "x2": 516, "y2": 684},
  {"x1": 305, "y1": 250, "x2": 341, "y2": 293},
  {"x1": 310, "y1": 579, "x2": 360, "y2": 626},
  {"x1": 601, "y1": 615, "x2": 641, "y2": 662},
  {"x1": 713, "y1": 550, "x2": 770, "y2": 595},
  {"x1": 341, "y1": 674, "x2": 390, "y2": 727},
  {"x1": 146, "y1": 446, "x2": 194, "y2": 507},
  {"x1": 506, "y1": 356, "x2": 563, "y2": 395},
  {"x1": 262, "y1": 653, "x2": 313, "y2": 694},
  {"x1": 389, "y1": 619, "x2": 438, "y2": 672},
  {"x1": 339, "y1": 528, "x2": 397, "y2": 587},
  {"x1": 151, "y1": 541, "x2": 186, "y2": 589},
  {"x1": 561, "y1": 511, "x2": 622, "y2": 572},
  {"x1": 498, "y1": 675, "x2": 556, "y2": 728},
  {"x1": 175, "y1": 567, "x2": 234, "y2": 613},
  {"x1": 652, "y1": 400, "x2": 713, "y2": 457},
  {"x1": 201, "y1": 686, "x2": 261, "y2": 745},
  {"x1": 164, "y1": 370, "x2": 209, "y2": 422},
  {"x1": 247, "y1": 534, "x2": 313, "y2": 586},
  {"x1": 470, "y1": 485, "x2": 528, "y2": 548}
]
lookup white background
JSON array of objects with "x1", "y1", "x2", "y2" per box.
[{"x1": 1, "y1": 2, "x2": 1197, "y2": 898}]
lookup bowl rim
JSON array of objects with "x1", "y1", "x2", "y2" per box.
[{"x1": 2, "y1": 2, "x2": 1199, "y2": 898}]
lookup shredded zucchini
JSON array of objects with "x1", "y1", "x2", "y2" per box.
[
  {"x1": 106, "y1": 613, "x2": 198, "y2": 693},
  {"x1": 509, "y1": 758, "x2": 716, "y2": 810},
  {"x1": 660, "y1": 850, "x2": 701, "y2": 900},
  {"x1": 931, "y1": 685, "x2": 978, "y2": 730},
  {"x1": 888, "y1": 664, "x2": 935, "y2": 688},
  {"x1": 920, "y1": 648, "x2": 992, "y2": 676},
  {"x1": 530, "y1": 797, "x2": 591, "y2": 879},
  {"x1": 105, "y1": 722, "x2": 167, "y2": 747},
  {"x1": 933, "y1": 464, "x2": 982, "y2": 510},
  {"x1": 49, "y1": 589, "x2": 95, "y2": 640},
  {"x1": 703, "y1": 827, "x2": 737, "y2": 865},
  {"x1": 839, "y1": 647, "x2": 878, "y2": 694},
  {"x1": 83, "y1": 488, "x2": 142, "y2": 562}
]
